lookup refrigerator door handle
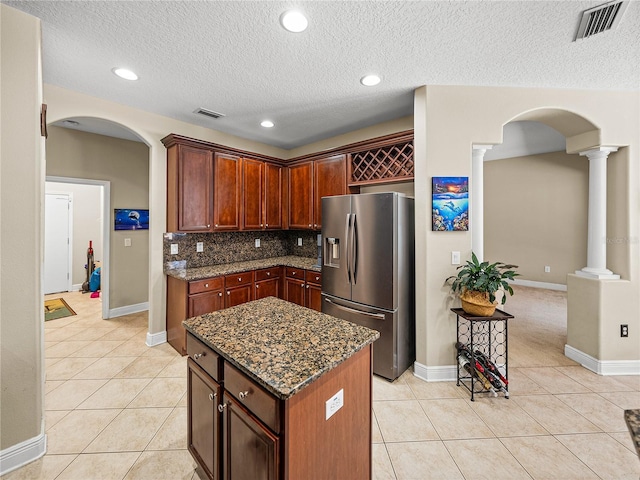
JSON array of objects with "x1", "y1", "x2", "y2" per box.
[
  {"x1": 344, "y1": 213, "x2": 351, "y2": 283},
  {"x1": 323, "y1": 297, "x2": 386, "y2": 320},
  {"x1": 351, "y1": 214, "x2": 358, "y2": 284}
]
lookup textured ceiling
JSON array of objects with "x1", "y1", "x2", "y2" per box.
[{"x1": 5, "y1": 1, "x2": 640, "y2": 149}]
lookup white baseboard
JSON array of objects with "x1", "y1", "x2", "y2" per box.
[
  {"x1": 512, "y1": 279, "x2": 567, "y2": 291},
  {"x1": 146, "y1": 330, "x2": 167, "y2": 347},
  {"x1": 413, "y1": 361, "x2": 456, "y2": 382},
  {"x1": 0, "y1": 433, "x2": 46, "y2": 476},
  {"x1": 71, "y1": 283, "x2": 82, "y2": 292},
  {"x1": 564, "y1": 345, "x2": 640, "y2": 375},
  {"x1": 108, "y1": 302, "x2": 149, "y2": 318}
]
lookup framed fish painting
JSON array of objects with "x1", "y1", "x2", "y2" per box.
[{"x1": 432, "y1": 177, "x2": 469, "y2": 231}]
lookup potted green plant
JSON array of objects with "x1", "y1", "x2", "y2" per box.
[{"x1": 446, "y1": 252, "x2": 519, "y2": 316}]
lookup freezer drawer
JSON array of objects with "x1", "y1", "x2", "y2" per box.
[{"x1": 322, "y1": 294, "x2": 403, "y2": 381}]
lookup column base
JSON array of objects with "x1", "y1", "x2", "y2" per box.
[{"x1": 575, "y1": 267, "x2": 620, "y2": 280}]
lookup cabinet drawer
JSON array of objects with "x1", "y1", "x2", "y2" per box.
[
  {"x1": 186, "y1": 334, "x2": 221, "y2": 382},
  {"x1": 285, "y1": 267, "x2": 304, "y2": 279},
  {"x1": 254, "y1": 266, "x2": 280, "y2": 282},
  {"x1": 224, "y1": 271, "x2": 253, "y2": 287},
  {"x1": 189, "y1": 277, "x2": 223, "y2": 295},
  {"x1": 305, "y1": 270, "x2": 322, "y2": 285},
  {"x1": 223, "y1": 362, "x2": 280, "y2": 434}
]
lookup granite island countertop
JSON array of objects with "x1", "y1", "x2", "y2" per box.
[
  {"x1": 183, "y1": 296, "x2": 379, "y2": 400},
  {"x1": 165, "y1": 255, "x2": 320, "y2": 281}
]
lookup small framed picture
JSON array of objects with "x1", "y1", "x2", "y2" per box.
[
  {"x1": 114, "y1": 209, "x2": 149, "y2": 230},
  {"x1": 432, "y1": 177, "x2": 469, "y2": 231}
]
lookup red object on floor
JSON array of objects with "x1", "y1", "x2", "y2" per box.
[{"x1": 90, "y1": 291, "x2": 100, "y2": 298}]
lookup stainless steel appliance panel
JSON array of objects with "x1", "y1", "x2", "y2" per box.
[
  {"x1": 322, "y1": 294, "x2": 397, "y2": 380},
  {"x1": 350, "y1": 193, "x2": 396, "y2": 310},
  {"x1": 321, "y1": 195, "x2": 352, "y2": 301}
]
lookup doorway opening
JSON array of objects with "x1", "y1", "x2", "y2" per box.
[{"x1": 45, "y1": 177, "x2": 110, "y2": 320}]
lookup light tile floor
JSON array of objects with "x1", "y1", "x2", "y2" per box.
[{"x1": 3, "y1": 286, "x2": 639, "y2": 479}]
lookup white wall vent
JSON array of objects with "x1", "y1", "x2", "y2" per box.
[
  {"x1": 575, "y1": 1, "x2": 628, "y2": 40},
  {"x1": 194, "y1": 107, "x2": 226, "y2": 119}
]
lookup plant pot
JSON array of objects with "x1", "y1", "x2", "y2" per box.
[{"x1": 460, "y1": 290, "x2": 497, "y2": 317}]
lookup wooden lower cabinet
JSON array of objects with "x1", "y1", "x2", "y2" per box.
[
  {"x1": 188, "y1": 359, "x2": 222, "y2": 480},
  {"x1": 305, "y1": 271, "x2": 322, "y2": 312},
  {"x1": 186, "y1": 333, "x2": 373, "y2": 480}
]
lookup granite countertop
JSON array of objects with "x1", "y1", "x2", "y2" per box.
[
  {"x1": 183, "y1": 296, "x2": 379, "y2": 400},
  {"x1": 165, "y1": 255, "x2": 320, "y2": 281},
  {"x1": 624, "y1": 409, "x2": 640, "y2": 457}
]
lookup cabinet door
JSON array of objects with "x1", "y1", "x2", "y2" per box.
[
  {"x1": 264, "y1": 163, "x2": 283, "y2": 230},
  {"x1": 288, "y1": 162, "x2": 313, "y2": 230},
  {"x1": 213, "y1": 153, "x2": 241, "y2": 231},
  {"x1": 255, "y1": 278, "x2": 279, "y2": 300},
  {"x1": 176, "y1": 145, "x2": 214, "y2": 232},
  {"x1": 242, "y1": 158, "x2": 264, "y2": 230},
  {"x1": 305, "y1": 283, "x2": 322, "y2": 312},
  {"x1": 284, "y1": 277, "x2": 306, "y2": 307},
  {"x1": 225, "y1": 285, "x2": 253, "y2": 308},
  {"x1": 189, "y1": 290, "x2": 224, "y2": 317},
  {"x1": 313, "y1": 154, "x2": 346, "y2": 230},
  {"x1": 188, "y1": 359, "x2": 221, "y2": 480},
  {"x1": 222, "y1": 394, "x2": 279, "y2": 480}
]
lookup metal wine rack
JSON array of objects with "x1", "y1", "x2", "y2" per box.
[
  {"x1": 349, "y1": 141, "x2": 414, "y2": 185},
  {"x1": 452, "y1": 308, "x2": 514, "y2": 401}
]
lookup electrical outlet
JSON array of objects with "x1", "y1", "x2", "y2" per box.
[
  {"x1": 124, "y1": 238, "x2": 131, "y2": 247},
  {"x1": 451, "y1": 251, "x2": 460, "y2": 265},
  {"x1": 170, "y1": 244, "x2": 178, "y2": 255},
  {"x1": 255, "y1": 238, "x2": 261, "y2": 248},
  {"x1": 325, "y1": 389, "x2": 344, "y2": 420},
  {"x1": 196, "y1": 242, "x2": 204, "y2": 253},
  {"x1": 544, "y1": 266, "x2": 551, "y2": 273},
  {"x1": 297, "y1": 237, "x2": 303, "y2": 246},
  {"x1": 621, "y1": 324, "x2": 629, "y2": 337}
]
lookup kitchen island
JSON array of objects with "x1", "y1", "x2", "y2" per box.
[{"x1": 183, "y1": 296, "x2": 379, "y2": 480}]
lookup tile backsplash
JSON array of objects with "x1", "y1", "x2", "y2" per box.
[{"x1": 163, "y1": 230, "x2": 319, "y2": 268}]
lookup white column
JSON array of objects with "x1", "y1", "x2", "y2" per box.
[
  {"x1": 575, "y1": 147, "x2": 620, "y2": 279},
  {"x1": 471, "y1": 145, "x2": 493, "y2": 262}
]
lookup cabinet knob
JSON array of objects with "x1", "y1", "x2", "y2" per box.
[
  {"x1": 265, "y1": 224, "x2": 269, "y2": 227},
  {"x1": 266, "y1": 272, "x2": 270, "y2": 276},
  {"x1": 301, "y1": 283, "x2": 304, "y2": 288},
  {"x1": 238, "y1": 277, "x2": 242, "y2": 282},
  {"x1": 308, "y1": 224, "x2": 312, "y2": 228},
  {"x1": 207, "y1": 224, "x2": 211, "y2": 228},
  {"x1": 256, "y1": 285, "x2": 259, "y2": 289},
  {"x1": 260, "y1": 224, "x2": 264, "y2": 227},
  {"x1": 204, "y1": 283, "x2": 209, "y2": 288},
  {"x1": 314, "y1": 224, "x2": 317, "y2": 228},
  {"x1": 218, "y1": 292, "x2": 222, "y2": 297},
  {"x1": 238, "y1": 390, "x2": 250, "y2": 400},
  {"x1": 218, "y1": 403, "x2": 227, "y2": 413},
  {"x1": 315, "y1": 276, "x2": 320, "y2": 281},
  {"x1": 227, "y1": 291, "x2": 230, "y2": 295},
  {"x1": 292, "y1": 272, "x2": 296, "y2": 276},
  {"x1": 209, "y1": 393, "x2": 217, "y2": 401},
  {"x1": 215, "y1": 224, "x2": 218, "y2": 227},
  {"x1": 193, "y1": 353, "x2": 204, "y2": 360},
  {"x1": 306, "y1": 285, "x2": 309, "y2": 289}
]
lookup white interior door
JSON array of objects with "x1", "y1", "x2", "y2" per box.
[{"x1": 44, "y1": 193, "x2": 71, "y2": 294}]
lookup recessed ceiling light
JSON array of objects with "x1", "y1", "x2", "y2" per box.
[
  {"x1": 360, "y1": 74, "x2": 381, "y2": 86},
  {"x1": 261, "y1": 120, "x2": 275, "y2": 128},
  {"x1": 112, "y1": 67, "x2": 138, "y2": 81},
  {"x1": 280, "y1": 10, "x2": 308, "y2": 33}
]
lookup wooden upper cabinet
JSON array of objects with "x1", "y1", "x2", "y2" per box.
[
  {"x1": 313, "y1": 154, "x2": 347, "y2": 230},
  {"x1": 167, "y1": 144, "x2": 213, "y2": 232},
  {"x1": 288, "y1": 162, "x2": 314, "y2": 230},
  {"x1": 213, "y1": 153, "x2": 241, "y2": 231},
  {"x1": 263, "y1": 163, "x2": 284, "y2": 230},
  {"x1": 242, "y1": 160, "x2": 284, "y2": 231},
  {"x1": 242, "y1": 158, "x2": 264, "y2": 230}
]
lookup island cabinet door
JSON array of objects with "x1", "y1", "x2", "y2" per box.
[
  {"x1": 222, "y1": 393, "x2": 279, "y2": 480},
  {"x1": 188, "y1": 359, "x2": 222, "y2": 480},
  {"x1": 284, "y1": 277, "x2": 305, "y2": 307}
]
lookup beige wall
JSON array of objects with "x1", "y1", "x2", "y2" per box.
[
  {"x1": 0, "y1": 4, "x2": 45, "y2": 453},
  {"x1": 45, "y1": 182, "x2": 103, "y2": 287},
  {"x1": 414, "y1": 85, "x2": 639, "y2": 371},
  {"x1": 484, "y1": 151, "x2": 588, "y2": 285},
  {"x1": 46, "y1": 127, "x2": 149, "y2": 308}
]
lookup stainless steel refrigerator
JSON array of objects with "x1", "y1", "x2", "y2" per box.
[{"x1": 321, "y1": 192, "x2": 415, "y2": 381}]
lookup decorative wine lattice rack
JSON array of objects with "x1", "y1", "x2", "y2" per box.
[
  {"x1": 452, "y1": 308, "x2": 513, "y2": 401},
  {"x1": 349, "y1": 140, "x2": 414, "y2": 186}
]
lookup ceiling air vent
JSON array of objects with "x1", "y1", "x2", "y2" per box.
[
  {"x1": 194, "y1": 107, "x2": 225, "y2": 119},
  {"x1": 575, "y1": 1, "x2": 628, "y2": 40}
]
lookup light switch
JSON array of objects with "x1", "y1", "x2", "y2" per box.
[
  {"x1": 124, "y1": 238, "x2": 131, "y2": 247},
  {"x1": 297, "y1": 238, "x2": 303, "y2": 246},
  {"x1": 196, "y1": 242, "x2": 204, "y2": 252},
  {"x1": 170, "y1": 244, "x2": 178, "y2": 255},
  {"x1": 451, "y1": 251, "x2": 460, "y2": 265},
  {"x1": 255, "y1": 239, "x2": 261, "y2": 248}
]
